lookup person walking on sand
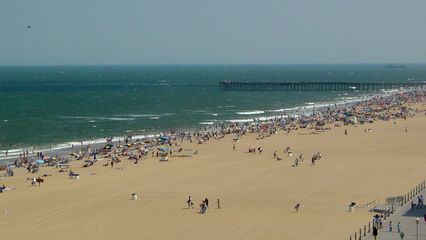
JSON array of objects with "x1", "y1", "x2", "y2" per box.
[
  {"x1": 187, "y1": 196, "x2": 193, "y2": 209},
  {"x1": 294, "y1": 203, "x2": 300, "y2": 212},
  {"x1": 200, "y1": 199, "x2": 208, "y2": 214},
  {"x1": 233, "y1": 144, "x2": 236, "y2": 151},
  {"x1": 397, "y1": 222, "x2": 401, "y2": 233},
  {"x1": 389, "y1": 221, "x2": 392, "y2": 232},
  {"x1": 372, "y1": 226, "x2": 378, "y2": 240},
  {"x1": 216, "y1": 199, "x2": 221, "y2": 209},
  {"x1": 345, "y1": 129, "x2": 348, "y2": 135}
]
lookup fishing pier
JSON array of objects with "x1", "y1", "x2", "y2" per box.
[{"x1": 219, "y1": 81, "x2": 426, "y2": 91}]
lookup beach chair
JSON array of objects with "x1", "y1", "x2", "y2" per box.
[
  {"x1": 69, "y1": 172, "x2": 80, "y2": 179},
  {"x1": 56, "y1": 163, "x2": 70, "y2": 168}
]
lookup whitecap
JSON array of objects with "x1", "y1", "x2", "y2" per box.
[
  {"x1": 267, "y1": 109, "x2": 285, "y2": 112},
  {"x1": 101, "y1": 117, "x2": 135, "y2": 121},
  {"x1": 236, "y1": 110, "x2": 264, "y2": 115},
  {"x1": 227, "y1": 119, "x2": 254, "y2": 123}
]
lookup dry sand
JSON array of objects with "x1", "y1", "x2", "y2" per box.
[{"x1": 1, "y1": 105, "x2": 426, "y2": 240}]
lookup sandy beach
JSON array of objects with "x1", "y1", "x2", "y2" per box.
[{"x1": 1, "y1": 99, "x2": 426, "y2": 240}]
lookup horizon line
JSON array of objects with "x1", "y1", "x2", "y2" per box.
[{"x1": 0, "y1": 62, "x2": 425, "y2": 67}]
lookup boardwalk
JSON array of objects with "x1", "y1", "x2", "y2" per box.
[
  {"x1": 362, "y1": 188, "x2": 426, "y2": 240},
  {"x1": 219, "y1": 81, "x2": 426, "y2": 91}
]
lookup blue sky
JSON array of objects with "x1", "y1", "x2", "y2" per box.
[{"x1": 1, "y1": 0, "x2": 425, "y2": 65}]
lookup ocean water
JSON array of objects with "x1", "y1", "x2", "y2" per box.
[{"x1": 1, "y1": 64, "x2": 425, "y2": 152}]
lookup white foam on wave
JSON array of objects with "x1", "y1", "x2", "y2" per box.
[
  {"x1": 59, "y1": 116, "x2": 89, "y2": 119},
  {"x1": 267, "y1": 109, "x2": 285, "y2": 112},
  {"x1": 61, "y1": 113, "x2": 173, "y2": 122},
  {"x1": 0, "y1": 148, "x2": 24, "y2": 154},
  {"x1": 227, "y1": 119, "x2": 255, "y2": 123},
  {"x1": 199, "y1": 122, "x2": 214, "y2": 125},
  {"x1": 149, "y1": 117, "x2": 160, "y2": 120},
  {"x1": 236, "y1": 110, "x2": 265, "y2": 115},
  {"x1": 124, "y1": 113, "x2": 173, "y2": 118},
  {"x1": 122, "y1": 114, "x2": 160, "y2": 118},
  {"x1": 100, "y1": 117, "x2": 135, "y2": 121},
  {"x1": 258, "y1": 116, "x2": 283, "y2": 121},
  {"x1": 60, "y1": 116, "x2": 135, "y2": 121}
]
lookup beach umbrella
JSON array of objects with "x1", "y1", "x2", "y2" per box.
[
  {"x1": 157, "y1": 147, "x2": 169, "y2": 152},
  {"x1": 158, "y1": 136, "x2": 169, "y2": 142},
  {"x1": 36, "y1": 159, "x2": 44, "y2": 164}
]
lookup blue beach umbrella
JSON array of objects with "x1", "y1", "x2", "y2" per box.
[
  {"x1": 157, "y1": 147, "x2": 169, "y2": 152},
  {"x1": 36, "y1": 159, "x2": 44, "y2": 164}
]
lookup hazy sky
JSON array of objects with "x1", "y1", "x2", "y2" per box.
[{"x1": 1, "y1": 0, "x2": 425, "y2": 65}]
